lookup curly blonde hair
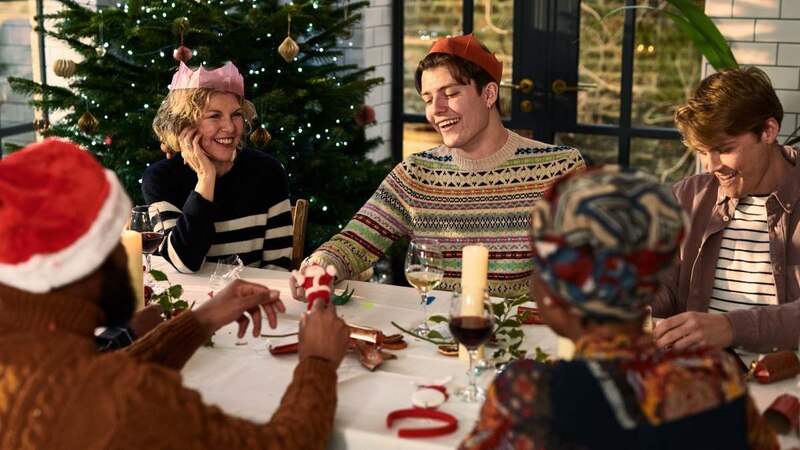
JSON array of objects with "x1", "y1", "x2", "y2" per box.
[{"x1": 152, "y1": 88, "x2": 257, "y2": 154}]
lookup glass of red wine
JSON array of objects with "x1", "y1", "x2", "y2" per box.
[
  {"x1": 128, "y1": 205, "x2": 165, "y2": 273},
  {"x1": 449, "y1": 289, "x2": 494, "y2": 402}
]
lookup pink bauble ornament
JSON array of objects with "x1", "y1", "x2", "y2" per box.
[{"x1": 173, "y1": 45, "x2": 193, "y2": 63}]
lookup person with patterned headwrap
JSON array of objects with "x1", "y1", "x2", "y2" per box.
[
  {"x1": 295, "y1": 34, "x2": 585, "y2": 299},
  {"x1": 460, "y1": 167, "x2": 777, "y2": 450}
]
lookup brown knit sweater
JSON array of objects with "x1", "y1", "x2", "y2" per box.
[{"x1": 0, "y1": 285, "x2": 338, "y2": 449}]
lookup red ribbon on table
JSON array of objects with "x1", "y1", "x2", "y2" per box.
[{"x1": 386, "y1": 408, "x2": 458, "y2": 438}]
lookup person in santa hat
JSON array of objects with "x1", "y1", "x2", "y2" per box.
[{"x1": 0, "y1": 139, "x2": 349, "y2": 449}]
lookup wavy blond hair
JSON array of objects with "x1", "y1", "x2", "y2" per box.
[
  {"x1": 675, "y1": 67, "x2": 783, "y2": 149},
  {"x1": 152, "y1": 88, "x2": 257, "y2": 154}
]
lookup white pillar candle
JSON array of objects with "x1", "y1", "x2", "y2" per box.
[
  {"x1": 459, "y1": 245, "x2": 489, "y2": 360},
  {"x1": 121, "y1": 230, "x2": 145, "y2": 311},
  {"x1": 557, "y1": 337, "x2": 575, "y2": 360}
]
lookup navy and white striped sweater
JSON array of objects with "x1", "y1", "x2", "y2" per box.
[{"x1": 142, "y1": 147, "x2": 293, "y2": 273}]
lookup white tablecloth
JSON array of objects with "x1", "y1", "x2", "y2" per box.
[{"x1": 150, "y1": 258, "x2": 800, "y2": 449}]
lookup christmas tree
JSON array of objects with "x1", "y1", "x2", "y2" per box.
[{"x1": 9, "y1": 0, "x2": 394, "y2": 251}]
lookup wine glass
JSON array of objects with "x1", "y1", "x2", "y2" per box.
[
  {"x1": 449, "y1": 290, "x2": 494, "y2": 402},
  {"x1": 404, "y1": 238, "x2": 444, "y2": 337},
  {"x1": 128, "y1": 205, "x2": 165, "y2": 273}
]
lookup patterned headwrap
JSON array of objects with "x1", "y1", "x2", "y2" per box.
[{"x1": 530, "y1": 166, "x2": 685, "y2": 320}]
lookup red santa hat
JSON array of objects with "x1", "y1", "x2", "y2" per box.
[{"x1": 0, "y1": 138, "x2": 132, "y2": 293}]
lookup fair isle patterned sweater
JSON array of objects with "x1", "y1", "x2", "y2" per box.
[{"x1": 308, "y1": 131, "x2": 586, "y2": 297}]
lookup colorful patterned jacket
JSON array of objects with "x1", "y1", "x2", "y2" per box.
[{"x1": 460, "y1": 332, "x2": 777, "y2": 450}]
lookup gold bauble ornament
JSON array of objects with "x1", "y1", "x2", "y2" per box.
[
  {"x1": 53, "y1": 59, "x2": 77, "y2": 78},
  {"x1": 95, "y1": 45, "x2": 107, "y2": 57},
  {"x1": 78, "y1": 111, "x2": 99, "y2": 134},
  {"x1": 278, "y1": 36, "x2": 299, "y2": 62},
  {"x1": 250, "y1": 127, "x2": 272, "y2": 148}
]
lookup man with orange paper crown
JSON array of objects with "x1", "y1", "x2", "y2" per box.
[
  {"x1": 144, "y1": 61, "x2": 293, "y2": 273},
  {"x1": 0, "y1": 139, "x2": 350, "y2": 449},
  {"x1": 461, "y1": 167, "x2": 777, "y2": 450},
  {"x1": 292, "y1": 34, "x2": 585, "y2": 299}
]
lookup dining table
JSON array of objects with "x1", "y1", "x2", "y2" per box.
[{"x1": 149, "y1": 257, "x2": 800, "y2": 449}]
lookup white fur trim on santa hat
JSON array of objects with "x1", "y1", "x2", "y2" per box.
[{"x1": 0, "y1": 170, "x2": 132, "y2": 293}]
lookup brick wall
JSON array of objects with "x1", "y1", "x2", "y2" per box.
[
  {"x1": 706, "y1": 0, "x2": 800, "y2": 143},
  {"x1": 340, "y1": 0, "x2": 393, "y2": 161}
]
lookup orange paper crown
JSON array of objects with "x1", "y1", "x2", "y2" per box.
[
  {"x1": 427, "y1": 34, "x2": 502, "y2": 83},
  {"x1": 169, "y1": 61, "x2": 244, "y2": 96}
]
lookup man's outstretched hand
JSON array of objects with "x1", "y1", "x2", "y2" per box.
[
  {"x1": 194, "y1": 279, "x2": 286, "y2": 338},
  {"x1": 654, "y1": 311, "x2": 733, "y2": 351}
]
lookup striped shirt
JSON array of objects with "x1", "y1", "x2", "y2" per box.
[
  {"x1": 142, "y1": 148, "x2": 293, "y2": 273},
  {"x1": 709, "y1": 195, "x2": 777, "y2": 314},
  {"x1": 308, "y1": 131, "x2": 585, "y2": 297}
]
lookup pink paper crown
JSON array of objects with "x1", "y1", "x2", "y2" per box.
[{"x1": 169, "y1": 61, "x2": 244, "y2": 96}]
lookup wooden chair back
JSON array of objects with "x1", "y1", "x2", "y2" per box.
[{"x1": 291, "y1": 199, "x2": 309, "y2": 270}]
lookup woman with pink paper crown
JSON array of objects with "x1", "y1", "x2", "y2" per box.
[{"x1": 143, "y1": 62, "x2": 293, "y2": 273}]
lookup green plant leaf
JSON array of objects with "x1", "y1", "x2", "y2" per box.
[
  {"x1": 666, "y1": 0, "x2": 738, "y2": 69},
  {"x1": 534, "y1": 346, "x2": 550, "y2": 363},
  {"x1": 332, "y1": 285, "x2": 354, "y2": 305},
  {"x1": 661, "y1": 11, "x2": 726, "y2": 70},
  {"x1": 150, "y1": 269, "x2": 168, "y2": 282},
  {"x1": 427, "y1": 330, "x2": 444, "y2": 340},
  {"x1": 428, "y1": 315, "x2": 448, "y2": 324},
  {"x1": 172, "y1": 300, "x2": 189, "y2": 310},
  {"x1": 168, "y1": 284, "x2": 184, "y2": 299}
]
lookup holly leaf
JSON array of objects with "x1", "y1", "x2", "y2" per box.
[
  {"x1": 428, "y1": 314, "x2": 448, "y2": 324},
  {"x1": 168, "y1": 284, "x2": 184, "y2": 299},
  {"x1": 427, "y1": 330, "x2": 444, "y2": 340},
  {"x1": 150, "y1": 270, "x2": 168, "y2": 282},
  {"x1": 172, "y1": 300, "x2": 189, "y2": 311},
  {"x1": 534, "y1": 346, "x2": 550, "y2": 363}
]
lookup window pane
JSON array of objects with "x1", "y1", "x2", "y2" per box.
[
  {"x1": 404, "y1": 1, "x2": 463, "y2": 115},
  {"x1": 403, "y1": 123, "x2": 442, "y2": 159},
  {"x1": 555, "y1": 132, "x2": 618, "y2": 166},
  {"x1": 632, "y1": 1, "x2": 704, "y2": 128},
  {"x1": 578, "y1": 0, "x2": 625, "y2": 126},
  {"x1": 474, "y1": 0, "x2": 514, "y2": 119},
  {"x1": 630, "y1": 137, "x2": 696, "y2": 183}
]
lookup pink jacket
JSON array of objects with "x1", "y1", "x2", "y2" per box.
[{"x1": 652, "y1": 145, "x2": 800, "y2": 353}]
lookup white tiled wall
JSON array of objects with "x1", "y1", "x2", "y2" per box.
[
  {"x1": 0, "y1": 1, "x2": 35, "y2": 149},
  {"x1": 339, "y1": 1, "x2": 393, "y2": 161},
  {"x1": 706, "y1": 0, "x2": 800, "y2": 143}
]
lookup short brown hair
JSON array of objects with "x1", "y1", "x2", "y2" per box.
[
  {"x1": 675, "y1": 67, "x2": 783, "y2": 148},
  {"x1": 152, "y1": 88, "x2": 257, "y2": 154},
  {"x1": 414, "y1": 51, "x2": 501, "y2": 111}
]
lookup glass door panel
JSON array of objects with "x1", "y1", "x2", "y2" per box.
[
  {"x1": 555, "y1": 132, "x2": 618, "y2": 166},
  {"x1": 403, "y1": 123, "x2": 441, "y2": 158},
  {"x1": 577, "y1": 0, "x2": 624, "y2": 126},
  {"x1": 630, "y1": 137, "x2": 696, "y2": 183},
  {"x1": 632, "y1": 0, "x2": 704, "y2": 128},
  {"x1": 473, "y1": 0, "x2": 515, "y2": 119},
  {"x1": 403, "y1": 0, "x2": 463, "y2": 115}
]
